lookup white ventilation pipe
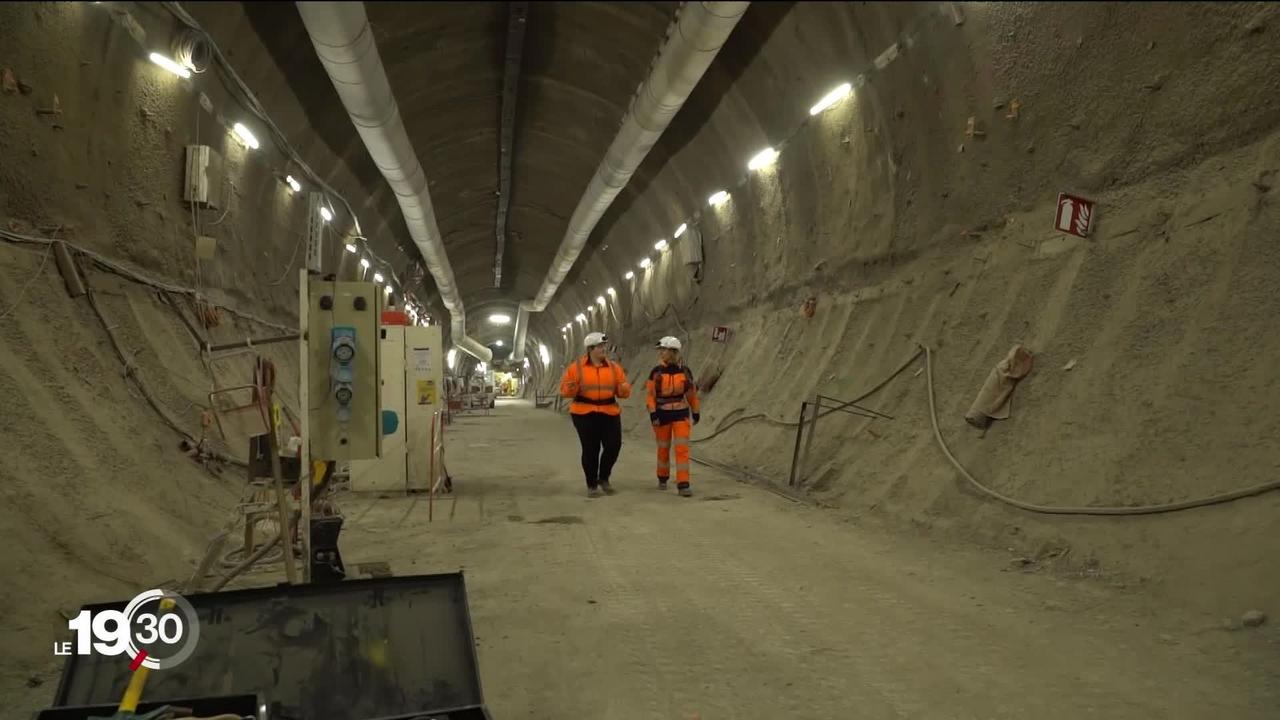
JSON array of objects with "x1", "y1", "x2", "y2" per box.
[
  {"x1": 512, "y1": 1, "x2": 750, "y2": 360},
  {"x1": 297, "y1": 2, "x2": 492, "y2": 363}
]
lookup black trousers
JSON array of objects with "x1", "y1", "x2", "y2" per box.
[{"x1": 571, "y1": 412, "x2": 623, "y2": 488}]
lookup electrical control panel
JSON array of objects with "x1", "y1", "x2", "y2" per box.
[{"x1": 308, "y1": 281, "x2": 381, "y2": 460}]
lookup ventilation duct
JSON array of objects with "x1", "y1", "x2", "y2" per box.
[
  {"x1": 297, "y1": 1, "x2": 492, "y2": 363},
  {"x1": 512, "y1": 1, "x2": 750, "y2": 360}
]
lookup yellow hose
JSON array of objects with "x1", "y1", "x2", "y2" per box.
[{"x1": 117, "y1": 597, "x2": 177, "y2": 713}]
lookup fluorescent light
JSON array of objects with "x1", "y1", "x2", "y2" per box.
[
  {"x1": 674, "y1": 223, "x2": 687, "y2": 238},
  {"x1": 624, "y1": 271, "x2": 635, "y2": 280},
  {"x1": 809, "y1": 82, "x2": 852, "y2": 115},
  {"x1": 575, "y1": 313, "x2": 587, "y2": 323},
  {"x1": 496, "y1": 340, "x2": 504, "y2": 347},
  {"x1": 286, "y1": 175, "x2": 302, "y2": 193},
  {"x1": 639, "y1": 258, "x2": 652, "y2": 269},
  {"x1": 373, "y1": 272, "x2": 384, "y2": 283},
  {"x1": 748, "y1": 147, "x2": 778, "y2": 170},
  {"x1": 319, "y1": 206, "x2": 333, "y2": 222},
  {"x1": 708, "y1": 190, "x2": 729, "y2": 207},
  {"x1": 539, "y1": 344, "x2": 550, "y2": 365},
  {"x1": 655, "y1": 239, "x2": 668, "y2": 252},
  {"x1": 596, "y1": 296, "x2": 606, "y2": 305},
  {"x1": 488, "y1": 313, "x2": 511, "y2": 325},
  {"x1": 149, "y1": 52, "x2": 190, "y2": 79},
  {"x1": 359, "y1": 258, "x2": 371, "y2": 269},
  {"x1": 447, "y1": 349, "x2": 457, "y2": 369},
  {"x1": 384, "y1": 285, "x2": 393, "y2": 295},
  {"x1": 607, "y1": 287, "x2": 616, "y2": 296},
  {"x1": 232, "y1": 122, "x2": 260, "y2": 150},
  {"x1": 344, "y1": 243, "x2": 357, "y2": 253}
]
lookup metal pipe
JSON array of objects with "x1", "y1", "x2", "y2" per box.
[
  {"x1": 512, "y1": 1, "x2": 751, "y2": 359},
  {"x1": 296, "y1": 1, "x2": 492, "y2": 363},
  {"x1": 495, "y1": 2, "x2": 528, "y2": 287}
]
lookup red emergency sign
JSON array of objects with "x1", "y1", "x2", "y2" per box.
[
  {"x1": 1054, "y1": 192, "x2": 1096, "y2": 238},
  {"x1": 711, "y1": 326, "x2": 729, "y2": 343}
]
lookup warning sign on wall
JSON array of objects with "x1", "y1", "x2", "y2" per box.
[
  {"x1": 416, "y1": 379, "x2": 437, "y2": 405},
  {"x1": 711, "y1": 326, "x2": 730, "y2": 343},
  {"x1": 1054, "y1": 192, "x2": 1096, "y2": 238}
]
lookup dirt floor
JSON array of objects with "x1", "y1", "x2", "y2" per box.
[{"x1": 267, "y1": 399, "x2": 1278, "y2": 719}]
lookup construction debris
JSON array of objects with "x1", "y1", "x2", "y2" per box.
[
  {"x1": 1242, "y1": 610, "x2": 1267, "y2": 627},
  {"x1": 1, "y1": 67, "x2": 16, "y2": 94},
  {"x1": 1005, "y1": 98, "x2": 1021, "y2": 121}
]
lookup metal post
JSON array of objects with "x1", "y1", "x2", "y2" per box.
[
  {"x1": 796, "y1": 395, "x2": 822, "y2": 487},
  {"x1": 298, "y1": 268, "x2": 312, "y2": 583},
  {"x1": 788, "y1": 401, "x2": 808, "y2": 487}
]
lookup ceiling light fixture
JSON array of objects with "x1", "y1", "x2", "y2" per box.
[
  {"x1": 809, "y1": 82, "x2": 852, "y2": 116},
  {"x1": 320, "y1": 206, "x2": 333, "y2": 222},
  {"x1": 359, "y1": 258, "x2": 371, "y2": 269},
  {"x1": 496, "y1": 340, "x2": 504, "y2": 347},
  {"x1": 344, "y1": 243, "x2": 357, "y2": 253},
  {"x1": 654, "y1": 239, "x2": 668, "y2": 252},
  {"x1": 148, "y1": 52, "x2": 191, "y2": 79},
  {"x1": 232, "y1": 122, "x2": 260, "y2": 150},
  {"x1": 708, "y1": 190, "x2": 729, "y2": 207},
  {"x1": 373, "y1": 272, "x2": 384, "y2": 283},
  {"x1": 596, "y1": 296, "x2": 606, "y2": 305},
  {"x1": 488, "y1": 313, "x2": 512, "y2": 325},
  {"x1": 674, "y1": 223, "x2": 687, "y2": 238},
  {"x1": 285, "y1": 175, "x2": 302, "y2": 193},
  {"x1": 625, "y1": 271, "x2": 635, "y2": 280},
  {"x1": 575, "y1": 313, "x2": 587, "y2": 323},
  {"x1": 748, "y1": 146, "x2": 778, "y2": 171},
  {"x1": 607, "y1": 287, "x2": 616, "y2": 297},
  {"x1": 639, "y1": 258, "x2": 652, "y2": 269}
]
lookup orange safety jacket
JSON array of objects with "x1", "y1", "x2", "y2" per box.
[
  {"x1": 560, "y1": 355, "x2": 632, "y2": 416},
  {"x1": 646, "y1": 361, "x2": 701, "y2": 425}
]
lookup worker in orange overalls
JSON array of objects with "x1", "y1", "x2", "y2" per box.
[
  {"x1": 560, "y1": 331, "x2": 632, "y2": 497},
  {"x1": 646, "y1": 336, "x2": 700, "y2": 497}
]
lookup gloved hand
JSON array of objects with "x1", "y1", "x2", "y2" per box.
[
  {"x1": 692, "y1": 412, "x2": 700, "y2": 425},
  {"x1": 650, "y1": 412, "x2": 660, "y2": 426}
]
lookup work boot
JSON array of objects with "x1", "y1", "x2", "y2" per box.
[
  {"x1": 600, "y1": 481, "x2": 616, "y2": 495},
  {"x1": 587, "y1": 486, "x2": 602, "y2": 498},
  {"x1": 657, "y1": 478, "x2": 668, "y2": 491},
  {"x1": 678, "y1": 482, "x2": 692, "y2": 498}
]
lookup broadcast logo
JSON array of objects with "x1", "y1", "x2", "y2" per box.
[{"x1": 54, "y1": 589, "x2": 201, "y2": 671}]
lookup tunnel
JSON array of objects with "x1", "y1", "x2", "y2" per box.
[{"x1": 1, "y1": 1, "x2": 1279, "y2": 717}]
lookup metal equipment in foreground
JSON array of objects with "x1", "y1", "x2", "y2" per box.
[{"x1": 37, "y1": 573, "x2": 491, "y2": 720}]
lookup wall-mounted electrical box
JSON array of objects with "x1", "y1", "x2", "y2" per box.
[
  {"x1": 184, "y1": 144, "x2": 224, "y2": 209},
  {"x1": 308, "y1": 280, "x2": 382, "y2": 461}
]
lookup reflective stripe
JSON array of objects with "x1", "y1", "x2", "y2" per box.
[
  {"x1": 581, "y1": 384, "x2": 615, "y2": 392},
  {"x1": 657, "y1": 443, "x2": 671, "y2": 449},
  {"x1": 675, "y1": 464, "x2": 690, "y2": 471},
  {"x1": 673, "y1": 438, "x2": 689, "y2": 446},
  {"x1": 658, "y1": 401, "x2": 688, "y2": 410}
]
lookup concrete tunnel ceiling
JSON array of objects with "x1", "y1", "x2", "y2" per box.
[{"x1": 246, "y1": 1, "x2": 691, "y2": 349}]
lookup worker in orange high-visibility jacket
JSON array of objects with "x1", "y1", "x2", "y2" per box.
[
  {"x1": 646, "y1": 336, "x2": 701, "y2": 497},
  {"x1": 560, "y1": 331, "x2": 632, "y2": 498}
]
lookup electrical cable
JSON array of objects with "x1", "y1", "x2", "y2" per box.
[
  {"x1": 0, "y1": 233, "x2": 56, "y2": 321},
  {"x1": 692, "y1": 343, "x2": 1280, "y2": 516},
  {"x1": 0, "y1": 228, "x2": 293, "y2": 332},
  {"x1": 919, "y1": 344, "x2": 1280, "y2": 516}
]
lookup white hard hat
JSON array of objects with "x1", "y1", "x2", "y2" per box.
[
  {"x1": 584, "y1": 331, "x2": 608, "y2": 348},
  {"x1": 655, "y1": 336, "x2": 682, "y2": 351}
]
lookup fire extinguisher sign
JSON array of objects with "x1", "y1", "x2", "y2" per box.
[{"x1": 1054, "y1": 192, "x2": 1096, "y2": 238}]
